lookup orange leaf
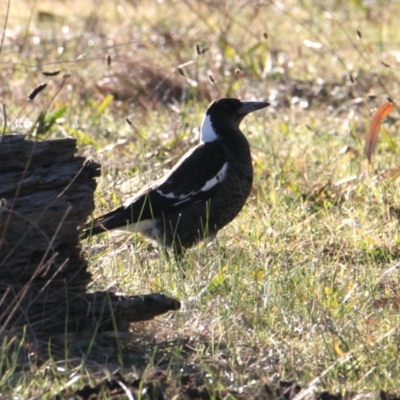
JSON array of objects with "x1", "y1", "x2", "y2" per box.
[{"x1": 364, "y1": 102, "x2": 394, "y2": 164}]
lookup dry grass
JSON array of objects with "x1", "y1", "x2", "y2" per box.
[{"x1": 2, "y1": 0, "x2": 400, "y2": 398}]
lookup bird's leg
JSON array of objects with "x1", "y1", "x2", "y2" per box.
[
  {"x1": 172, "y1": 245, "x2": 187, "y2": 276},
  {"x1": 173, "y1": 245, "x2": 185, "y2": 262},
  {"x1": 162, "y1": 246, "x2": 170, "y2": 262}
]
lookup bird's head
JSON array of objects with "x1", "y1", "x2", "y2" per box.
[{"x1": 201, "y1": 98, "x2": 269, "y2": 143}]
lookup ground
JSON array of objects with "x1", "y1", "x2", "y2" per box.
[{"x1": 2, "y1": 0, "x2": 400, "y2": 398}]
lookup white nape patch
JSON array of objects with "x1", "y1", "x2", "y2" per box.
[{"x1": 200, "y1": 114, "x2": 218, "y2": 142}]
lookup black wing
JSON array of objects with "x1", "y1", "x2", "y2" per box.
[{"x1": 82, "y1": 142, "x2": 228, "y2": 237}]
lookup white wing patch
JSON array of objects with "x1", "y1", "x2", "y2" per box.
[
  {"x1": 157, "y1": 190, "x2": 187, "y2": 200},
  {"x1": 200, "y1": 114, "x2": 218, "y2": 142},
  {"x1": 157, "y1": 162, "x2": 228, "y2": 206},
  {"x1": 200, "y1": 162, "x2": 228, "y2": 192}
]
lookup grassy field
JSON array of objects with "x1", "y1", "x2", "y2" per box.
[{"x1": 2, "y1": 0, "x2": 400, "y2": 398}]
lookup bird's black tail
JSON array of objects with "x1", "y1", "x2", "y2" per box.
[
  {"x1": 81, "y1": 191, "x2": 163, "y2": 239},
  {"x1": 81, "y1": 206, "x2": 127, "y2": 239}
]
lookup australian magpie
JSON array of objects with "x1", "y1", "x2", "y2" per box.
[{"x1": 82, "y1": 98, "x2": 269, "y2": 257}]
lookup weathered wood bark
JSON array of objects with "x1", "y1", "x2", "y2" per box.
[
  {"x1": 0, "y1": 135, "x2": 97, "y2": 290},
  {"x1": 0, "y1": 135, "x2": 180, "y2": 335}
]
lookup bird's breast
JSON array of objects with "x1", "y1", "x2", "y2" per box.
[{"x1": 207, "y1": 165, "x2": 253, "y2": 230}]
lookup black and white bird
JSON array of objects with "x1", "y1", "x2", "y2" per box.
[{"x1": 82, "y1": 98, "x2": 269, "y2": 257}]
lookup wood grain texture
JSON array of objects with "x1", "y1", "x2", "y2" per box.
[{"x1": 0, "y1": 135, "x2": 179, "y2": 335}]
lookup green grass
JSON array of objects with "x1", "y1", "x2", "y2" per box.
[{"x1": 2, "y1": 0, "x2": 400, "y2": 397}]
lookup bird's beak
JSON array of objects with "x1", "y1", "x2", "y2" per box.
[{"x1": 238, "y1": 101, "x2": 270, "y2": 116}]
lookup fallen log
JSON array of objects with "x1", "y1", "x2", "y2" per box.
[{"x1": 0, "y1": 134, "x2": 180, "y2": 335}]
